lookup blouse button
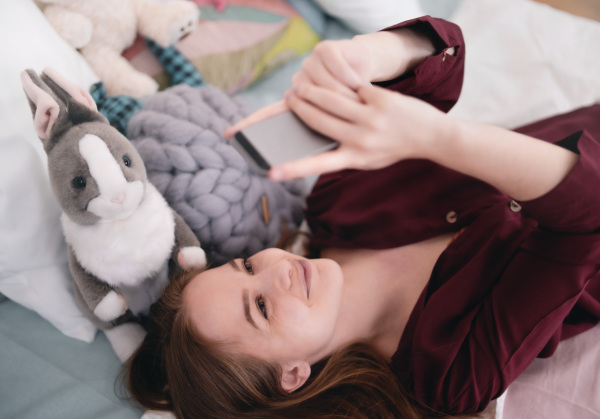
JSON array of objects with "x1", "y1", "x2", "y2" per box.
[
  {"x1": 446, "y1": 211, "x2": 458, "y2": 223},
  {"x1": 509, "y1": 200, "x2": 522, "y2": 212}
]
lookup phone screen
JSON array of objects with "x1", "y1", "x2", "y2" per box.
[{"x1": 233, "y1": 111, "x2": 338, "y2": 176}]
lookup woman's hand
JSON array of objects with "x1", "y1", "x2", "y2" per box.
[
  {"x1": 275, "y1": 83, "x2": 578, "y2": 203},
  {"x1": 224, "y1": 100, "x2": 289, "y2": 140},
  {"x1": 290, "y1": 28, "x2": 436, "y2": 101},
  {"x1": 224, "y1": 28, "x2": 437, "y2": 140},
  {"x1": 291, "y1": 38, "x2": 373, "y2": 101},
  {"x1": 268, "y1": 82, "x2": 451, "y2": 181},
  {"x1": 224, "y1": 37, "x2": 376, "y2": 139}
]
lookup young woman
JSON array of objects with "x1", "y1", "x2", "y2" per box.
[{"x1": 124, "y1": 16, "x2": 600, "y2": 418}]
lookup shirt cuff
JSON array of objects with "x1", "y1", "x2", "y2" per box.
[
  {"x1": 520, "y1": 129, "x2": 600, "y2": 233},
  {"x1": 375, "y1": 16, "x2": 465, "y2": 113}
]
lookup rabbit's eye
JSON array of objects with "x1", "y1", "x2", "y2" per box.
[
  {"x1": 72, "y1": 176, "x2": 86, "y2": 190},
  {"x1": 122, "y1": 155, "x2": 131, "y2": 167}
]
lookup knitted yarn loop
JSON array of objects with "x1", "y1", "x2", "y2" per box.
[{"x1": 127, "y1": 84, "x2": 307, "y2": 265}]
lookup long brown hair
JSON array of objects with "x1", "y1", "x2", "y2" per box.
[{"x1": 123, "y1": 267, "x2": 455, "y2": 418}]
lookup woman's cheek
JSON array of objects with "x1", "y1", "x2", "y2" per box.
[{"x1": 279, "y1": 299, "x2": 311, "y2": 323}]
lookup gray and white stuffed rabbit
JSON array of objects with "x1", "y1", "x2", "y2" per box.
[{"x1": 21, "y1": 67, "x2": 206, "y2": 361}]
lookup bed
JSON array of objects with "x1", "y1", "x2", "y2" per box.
[{"x1": 1, "y1": 0, "x2": 599, "y2": 418}]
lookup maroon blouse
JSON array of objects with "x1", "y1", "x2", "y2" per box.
[{"x1": 305, "y1": 16, "x2": 600, "y2": 415}]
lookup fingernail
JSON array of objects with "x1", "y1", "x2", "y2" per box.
[{"x1": 270, "y1": 168, "x2": 283, "y2": 181}]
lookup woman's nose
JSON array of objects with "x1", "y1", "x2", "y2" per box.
[{"x1": 261, "y1": 260, "x2": 293, "y2": 293}]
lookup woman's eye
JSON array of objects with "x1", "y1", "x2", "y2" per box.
[
  {"x1": 243, "y1": 258, "x2": 253, "y2": 274},
  {"x1": 256, "y1": 295, "x2": 268, "y2": 319}
]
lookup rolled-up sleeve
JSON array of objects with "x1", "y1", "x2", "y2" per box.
[
  {"x1": 376, "y1": 16, "x2": 465, "y2": 113},
  {"x1": 519, "y1": 130, "x2": 600, "y2": 234}
]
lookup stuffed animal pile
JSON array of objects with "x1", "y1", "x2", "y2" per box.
[{"x1": 91, "y1": 39, "x2": 309, "y2": 266}]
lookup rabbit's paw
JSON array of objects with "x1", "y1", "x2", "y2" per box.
[
  {"x1": 178, "y1": 246, "x2": 207, "y2": 271},
  {"x1": 94, "y1": 290, "x2": 128, "y2": 322}
]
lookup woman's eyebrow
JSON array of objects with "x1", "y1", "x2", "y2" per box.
[
  {"x1": 242, "y1": 290, "x2": 258, "y2": 329},
  {"x1": 230, "y1": 260, "x2": 257, "y2": 328},
  {"x1": 228, "y1": 259, "x2": 240, "y2": 271}
]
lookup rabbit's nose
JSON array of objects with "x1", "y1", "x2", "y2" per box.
[{"x1": 111, "y1": 193, "x2": 126, "y2": 204}]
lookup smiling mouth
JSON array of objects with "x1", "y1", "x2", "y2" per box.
[{"x1": 298, "y1": 259, "x2": 312, "y2": 299}]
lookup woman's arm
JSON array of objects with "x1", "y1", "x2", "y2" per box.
[
  {"x1": 279, "y1": 82, "x2": 579, "y2": 202},
  {"x1": 431, "y1": 118, "x2": 578, "y2": 201}
]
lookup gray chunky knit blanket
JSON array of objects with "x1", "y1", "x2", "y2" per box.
[{"x1": 128, "y1": 84, "x2": 307, "y2": 265}]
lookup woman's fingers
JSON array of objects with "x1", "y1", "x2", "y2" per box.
[
  {"x1": 288, "y1": 83, "x2": 365, "y2": 127},
  {"x1": 269, "y1": 87, "x2": 374, "y2": 180},
  {"x1": 294, "y1": 64, "x2": 359, "y2": 102},
  {"x1": 284, "y1": 98, "x2": 356, "y2": 148},
  {"x1": 271, "y1": 85, "x2": 399, "y2": 180},
  {"x1": 270, "y1": 148, "x2": 349, "y2": 181},
  {"x1": 314, "y1": 42, "x2": 364, "y2": 90},
  {"x1": 355, "y1": 82, "x2": 400, "y2": 107},
  {"x1": 224, "y1": 100, "x2": 289, "y2": 139},
  {"x1": 294, "y1": 41, "x2": 365, "y2": 101}
]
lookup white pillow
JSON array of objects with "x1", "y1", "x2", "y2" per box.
[
  {"x1": 449, "y1": 0, "x2": 600, "y2": 128},
  {"x1": 0, "y1": 0, "x2": 99, "y2": 342},
  {"x1": 313, "y1": 0, "x2": 425, "y2": 33}
]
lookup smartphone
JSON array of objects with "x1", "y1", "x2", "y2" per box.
[{"x1": 232, "y1": 110, "x2": 339, "y2": 176}]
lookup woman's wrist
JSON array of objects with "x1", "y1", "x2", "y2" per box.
[
  {"x1": 412, "y1": 112, "x2": 461, "y2": 162},
  {"x1": 353, "y1": 28, "x2": 436, "y2": 83},
  {"x1": 424, "y1": 117, "x2": 470, "y2": 167}
]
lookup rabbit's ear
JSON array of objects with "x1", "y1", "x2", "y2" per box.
[
  {"x1": 42, "y1": 67, "x2": 97, "y2": 111},
  {"x1": 21, "y1": 69, "x2": 61, "y2": 141}
]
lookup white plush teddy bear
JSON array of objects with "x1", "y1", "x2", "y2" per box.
[{"x1": 38, "y1": 0, "x2": 200, "y2": 98}]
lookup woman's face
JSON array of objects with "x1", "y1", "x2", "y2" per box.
[{"x1": 184, "y1": 248, "x2": 344, "y2": 367}]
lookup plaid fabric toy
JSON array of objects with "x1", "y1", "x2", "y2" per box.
[
  {"x1": 146, "y1": 39, "x2": 205, "y2": 88},
  {"x1": 89, "y1": 83, "x2": 142, "y2": 135},
  {"x1": 91, "y1": 39, "x2": 205, "y2": 135}
]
